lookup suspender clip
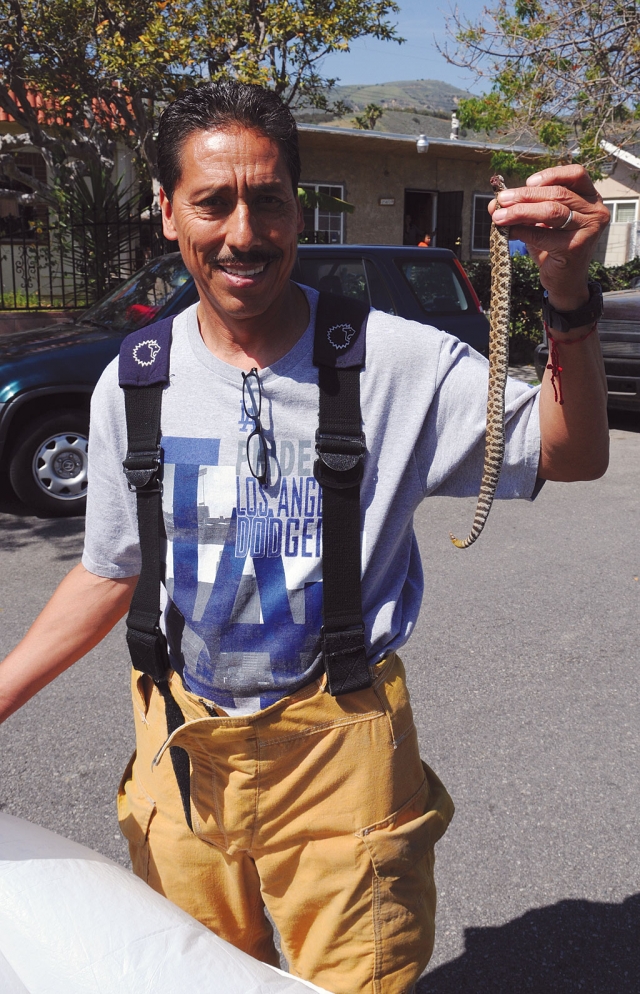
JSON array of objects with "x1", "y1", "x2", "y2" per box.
[
  {"x1": 123, "y1": 446, "x2": 163, "y2": 492},
  {"x1": 320, "y1": 624, "x2": 371, "y2": 695},
  {"x1": 126, "y1": 624, "x2": 170, "y2": 684},
  {"x1": 314, "y1": 430, "x2": 366, "y2": 487}
]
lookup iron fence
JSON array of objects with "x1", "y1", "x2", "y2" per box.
[{"x1": 0, "y1": 209, "x2": 172, "y2": 310}]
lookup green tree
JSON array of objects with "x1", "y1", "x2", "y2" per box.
[
  {"x1": 443, "y1": 0, "x2": 640, "y2": 169},
  {"x1": 353, "y1": 103, "x2": 383, "y2": 130},
  {"x1": 197, "y1": 2, "x2": 401, "y2": 109},
  {"x1": 0, "y1": 0, "x2": 195, "y2": 206},
  {"x1": 0, "y1": 0, "x2": 401, "y2": 205}
]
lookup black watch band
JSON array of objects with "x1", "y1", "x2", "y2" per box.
[{"x1": 542, "y1": 281, "x2": 603, "y2": 333}]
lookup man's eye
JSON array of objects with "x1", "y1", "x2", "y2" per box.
[
  {"x1": 256, "y1": 196, "x2": 283, "y2": 208},
  {"x1": 198, "y1": 198, "x2": 227, "y2": 211}
]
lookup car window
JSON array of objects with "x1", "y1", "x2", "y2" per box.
[
  {"x1": 298, "y1": 256, "x2": 397, "y2": 314},
  {"x1": 364, "y1": 259, "x2": 396, "y2": 315},
  {"x1": 81, "y1": 253, "x2": 190, "y2": 331},
  {"x1": 398, "y1": 258, "x2": 470, "y2": 315},
  {"x1": 298, "y1": 257, "x2": 368, "y2": 303}
]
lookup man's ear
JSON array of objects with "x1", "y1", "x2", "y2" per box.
[{"x1": 159, "y1": 188, "x2": 179, "y2": 241}]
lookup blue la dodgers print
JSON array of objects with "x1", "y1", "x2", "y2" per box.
[{"x1": 161, "y1": 434, "x2": 324, "y2": 710}]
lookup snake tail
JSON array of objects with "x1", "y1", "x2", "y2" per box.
[{"x1": 450, "y1": 175, "x2": 512, "y2": 549}]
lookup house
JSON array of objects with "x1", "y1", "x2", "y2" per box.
[
  {"x1": 297, "y1": 124, "x2": 542, "y2": 261},
  {"x1": 298, "y1": 126, "x2": 640, "y2": 267}
]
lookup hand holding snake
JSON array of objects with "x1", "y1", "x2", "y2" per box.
[
  {"x1": 491, "y1": 165, "x2": 609, "y2": 315},
  {"x1": 450, "y1": 165, "x2": 610, "y2": 549}
]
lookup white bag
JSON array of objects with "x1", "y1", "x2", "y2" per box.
[{"x1": 0, "y1": 812, "x2": 330, "y2": 994}]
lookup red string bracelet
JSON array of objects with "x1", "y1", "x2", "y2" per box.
[{"x1": 544, "y1": 322, "x2": 598, "y2": 405}]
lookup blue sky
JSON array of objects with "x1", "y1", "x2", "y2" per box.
[{"x1": 320, "y1": 0, "x2": 488, "y2": 92}]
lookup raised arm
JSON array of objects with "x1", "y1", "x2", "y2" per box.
[
  {"x1": 0, "y1": 564, "x2": 137, "y2": 724},
  {"x1": 490, "y1": 164, "x2": 610, "y2": 482}
]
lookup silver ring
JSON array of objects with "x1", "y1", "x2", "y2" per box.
[{"x1": 559, "y1": 208, "x2": 574, "y2": 230}]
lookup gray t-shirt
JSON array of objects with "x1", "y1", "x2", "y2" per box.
[{"x1": 83, "y1": 287, "x2": 540, "y2": 713}]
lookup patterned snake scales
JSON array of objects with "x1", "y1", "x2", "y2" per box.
[{"x1": 450, "y1": 175, "x2": 512, "y2": 549}]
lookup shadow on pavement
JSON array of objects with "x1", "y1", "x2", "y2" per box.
[
  {"x1": 419, "y1": 894, "x2": 640, "y2": 994},
  {"x1": 0, "y1": 472, "x2": 85, "y2": 557}
]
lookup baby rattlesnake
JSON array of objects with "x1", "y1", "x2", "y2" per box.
[{"x1": 450, "y1": 175, "x2": 512, "y2": 549}]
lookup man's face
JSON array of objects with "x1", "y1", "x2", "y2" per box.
[{"x1": 160, "y1": 126, "x2": 304, "y2": 323}]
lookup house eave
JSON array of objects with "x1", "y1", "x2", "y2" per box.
[{"x1": 297, "y1": 123, "x2": 544, "y2": 158}]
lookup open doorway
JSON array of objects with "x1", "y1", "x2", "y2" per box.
[
  {"x1": 404, "y1": 190, "x2": 435, "y2": 246},
  {"x1": 436, "y1": 191, "x2": 464, "y2": 257}
]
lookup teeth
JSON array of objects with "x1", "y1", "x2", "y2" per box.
[{"x1": 220, "y1": 264, "x2": 266, "y2": 277}]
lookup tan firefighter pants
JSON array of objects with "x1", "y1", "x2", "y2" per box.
[{"x1": 117, "y1": 653, "x2": 454, "y2": 994}]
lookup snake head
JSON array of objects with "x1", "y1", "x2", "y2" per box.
[{"x1": 490, "y1": 174, "x2": 507, "y2": 193}]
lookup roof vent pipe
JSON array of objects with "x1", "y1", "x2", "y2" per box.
[{"x1": 450, "y1": 112, "x2": 460, "y2": 140}]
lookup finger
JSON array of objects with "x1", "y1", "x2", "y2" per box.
[
  {"x1": 492, "y1": 184, "x2": 598, "y2": 212},
  {"x1": 492, "y1": 201, "x2": 586, "y2": 230},
  {"x1": 526, "y1": 164, "x2": 598, "y2": 199}
]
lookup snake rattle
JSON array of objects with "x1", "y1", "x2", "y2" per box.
[{"x1": 450, "y1": 174, "x2": 512, "y2": 549}]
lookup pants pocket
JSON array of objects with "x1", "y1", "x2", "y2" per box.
[
  {"x1": 117, "y1": 750, "x2": 156, "y2": 881},
  {"x1": 358, "y1": 761, "x2": 453, "y2": 874},
  {"x1": 356, "y1": 761, "x2": 454, "y2": 993}
]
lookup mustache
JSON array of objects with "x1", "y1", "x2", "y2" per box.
[{"x1": 210, "y1": 249, "x2": 281, "y2": 266}]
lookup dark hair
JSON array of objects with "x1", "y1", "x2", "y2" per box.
[{"x1": 157, "y1": 81, "x2": 301, "y2": 199}]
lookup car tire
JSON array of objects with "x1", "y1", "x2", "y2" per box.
[{"x1": 9, "y1": 410, "x2": 90, "y2": 517}]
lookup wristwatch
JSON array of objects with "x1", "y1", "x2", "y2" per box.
[{"x1": 542, "y1": 281, "x2": 603, "y2": 333}]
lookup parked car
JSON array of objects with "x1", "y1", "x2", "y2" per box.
[
  {"x1": 0, "y1": 245, "x2": 488, "y2": 516},
  {"x1": 534, "y1": 286, "x2": 640, "y2": 411}
]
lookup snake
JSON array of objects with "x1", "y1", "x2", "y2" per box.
[{"x1": 449, "y1": 175, "x2": 512, "y2": 549}]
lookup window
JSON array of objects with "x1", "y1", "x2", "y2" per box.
[
  {"x1": 299, "y1": 184, "x2": 344, "y2": 244},
  {"x1": 297, "y1": 256, "x2": 396, "y2": 313},
  {"x1": 397, "y1": 258, "x2": 470, "y2": 315},
  {"x1": 603, "y1": 199, "x2": 638, "y2": 223},
  {"x1": 0, "y1": 152, "x2": 48, "y2": 240},
  {"x1": 472, "y1": 194, "x2": 492, "y2": 252}
]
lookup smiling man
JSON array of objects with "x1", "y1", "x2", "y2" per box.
[{"x1": 0, "y1": 82, "x2": 609, "y2": 994}]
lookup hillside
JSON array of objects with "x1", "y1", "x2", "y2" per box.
[
  {"x1": 327, "y1": 79, "x2": 472, "y2": 115},
  {"x1": 292, "y1": 78, "x2": 483, "y2": 139}
]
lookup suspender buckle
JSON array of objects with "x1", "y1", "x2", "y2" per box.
[
  {"x1": 321, "y1": 624, "x2": 371, "y2": 695},
  {"x1": 122, "y1": 446, "x2": 163, "y2": 492},
  {"x1": 314, "y1": 430, "x2": 366, "y2": 488},
  {"x1": 126, "y1": 624, "x2": 170, "y2": 683}
]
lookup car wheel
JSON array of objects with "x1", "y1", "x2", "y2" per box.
[{"x1": 9, "y1": 410, "x2": 90, "y2": 516}]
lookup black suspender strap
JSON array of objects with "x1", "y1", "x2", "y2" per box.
[
  {"x1": 118, "y1": 317, "x2": 174, "y2": 684},
  {"x1": 118, "y1": 317, "x2": 192, "y2": 830},
  {"x1": 121, "y1": 382, "x2": 169, "y2": 683},
  {"x1": 313, "y1": 293, "x2": 371, "y2": 696}
]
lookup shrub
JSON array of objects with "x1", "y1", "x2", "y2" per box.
[{"x1": 465, "y1": 254, "x2": 640, "y2": 364}]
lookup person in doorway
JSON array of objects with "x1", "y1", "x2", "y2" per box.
[
  {"x1": 418, "y1": 233, "x2": 432, "y2": 247},
  {"x1": 0, "y1": 82, "x2": 610, "y2": 994}
]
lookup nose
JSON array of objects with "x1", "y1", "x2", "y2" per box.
[{"x1": 225, "y1": 201, "x2": 260, "y2": 254}]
